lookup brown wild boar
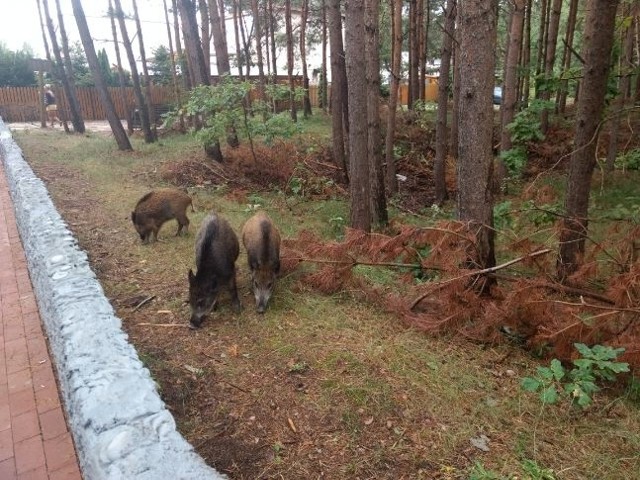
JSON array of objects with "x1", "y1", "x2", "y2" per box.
[
  {"x1": 242, "y1": 211, "x2": 281, "y2": 313},
  {"x1": 131, "y1": 188, "x2": 193, "y2": 243},
  {"x1": 188, "y1": 213, "x2": 241, "y2": 328}
]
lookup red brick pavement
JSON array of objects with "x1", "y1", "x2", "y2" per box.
[{"x1": 0, "y1": 161, "x2": 82, "y2": 479}]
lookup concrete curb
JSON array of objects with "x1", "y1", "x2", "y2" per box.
[{"x1": 0, "y1": 119, "x2": 225, "y2": 480}]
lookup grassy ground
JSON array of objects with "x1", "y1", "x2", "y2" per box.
[{"x1": 12, "y1": 119, "x2": 640, "y2": 479}]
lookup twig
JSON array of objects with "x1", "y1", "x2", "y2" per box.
[
  {"x1": 410, "y1": 249, "x2": 552, "y2": 310},
  {"x1": 132, "y1": 295, "x2": 156, "y2": 311},
  {"x1": 529, "y1": 299, "x2": 640, "y2": 314},
  {"x1": 135, "y1": 322, "x2": 191, "y2": 327},
  {"x1": 286, "y1": 256, "x2": 441, "y2": 271},
  {"x1": 537, "y1": 281, "x2": 616, "y2": 304},
  {"x1": 219, "y1": 379, "x2": 250, "y2": 393}
]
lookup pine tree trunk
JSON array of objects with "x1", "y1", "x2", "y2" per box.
[
  {"x1": 457, "y1": 0, "x2": 498, "y2": 291},
  {"x1": 268, "y1": 0, "x2": 278, "y2": 81},
  {"x1": 500, "y1": 0, "x2": 525, "y2": 153},
  {"x1": 420, "y1": 0, "x2": 430, "y2": 101},
  {"x1": 519, "y1": 0, "x2": 531, "y2": 108},
  {"x1": 320, "y1": 0, "x2": 328, "y2": 111},
  {"x1": 285, "y1": 0, "x2": 298, "y2": 121},
  {"x1": 434, "y1": 0, "x2": 456, "y2": 205},
  {"x1": 251, "y1": 0, "x2": 266, "y2": 100},
  {"x1": 208, "y1": 0, "x2": 230, "y2": 75},
  {"x1": 199, "y1": 0, "x2": 211, "y2": 76},
  {"x1": 43, "y1": 0, "x2": 85, "y2": 134},
  {"x1": 162, "y1": 0, "x2": 184, "y2": 131},
  {"x1": 556, "y1": 0, "x2": 578, "y2": 114},
  {"x1": 328, "y1": 0, "x2": 348, "y2": 181},
  {"x1": 132, "y1": 0, "x2": 157, "y2": 140},
  {"x1": 178, "y1": 0, "x2": 210, "y2": 86},
  {"x1": 113, "y1": 0, "x2": 154, "y2": 143},
  {"x1": 557, "y1": 0, "x2": 619, "y2": 281},
  {"x1": 109, "y1": 0, "x2": 134, "y2": 134},
  {"x1": 172, "y1": 0, "x2": 192, "y2": 90},
  {"x1": 233, "y1": 0, "x2": 244, "y2": 79},
  {"x1": 408, "y1": 0, "x2": 419, "y2": 108},
  {"x1": 540, "y1": 0, "x2": 562, "y2": 133},
  {"x1": 449, "y1": 38, "x2": 460, "y2": 158},
  {"x1": 300, "y1": 0, "x2": 313, "y2": 117},
  {"x1": 534, "y1": 0, "x2": 548, "y2": 99},
  {"x1": 366, "y1": 0, "x2": 387, "y2": 226},
  {"x1": 71, "y1": 0, "x2": 131, "y2": 150},
  {"x1": 605, "y1": 11, "x2": 634, "y2": 171},
  {"x1": 384, "y1": 0, "x2": 402, "y2": 194},
  {"x1": 345, "y1": 0, "x2": 371, "y2": 232},
  {"x1": 36, "y1": 0, "x2": 53, "y2": 128}
]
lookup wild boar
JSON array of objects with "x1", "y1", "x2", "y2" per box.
[
  {"x1": 131, "y1": 188, "x2": 193, "y2": 243},
  {"x1": 241, "y1": 211, "x2": 281, "y2": 313},
  {"x1": 188, "y1": 213, "x2": 241, "y2": 328}
]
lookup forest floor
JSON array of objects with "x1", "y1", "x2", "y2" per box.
[{"x1": 11, "y1": 110, "x2": 640, "y2": 479}]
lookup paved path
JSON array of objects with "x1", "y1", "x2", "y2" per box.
[{"x1": 0, "y1": 161, "x2": 82, "y2": 479}]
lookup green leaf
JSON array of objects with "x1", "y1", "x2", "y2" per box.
[
  {"x1": 537, "y1": 366, "x2": 554, "y2": 381},
  {"x1": 574, "y1": 343, "x2": 592, "y2": 357},
  {"x1": 521, "y1": 377, "x2": 541, "y2": 392},
  {"x1": 540, "y1": 386, "x2": 559, "y2": 404},
  {"x1": 550, "y1": 359, "x2": 565, "y2": 381}
]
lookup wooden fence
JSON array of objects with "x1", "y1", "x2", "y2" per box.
[{"x1": 0, "y1": 81, "x2": 436, "y2": 123}]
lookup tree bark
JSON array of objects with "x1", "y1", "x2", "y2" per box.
[
  {"x1": 178, "y1": 0, "x2": 210, "y2": 86},
  {"x1": 366, "y1": 0, "x2": 387, "y2": 226},
  {"x1": 71, "y1": 0, "x2": 131, "y2": 150},
  {"x1": 457, "y1": 0, "x2": 498, "y2": 291},
  {"x1": 384, "y1": 0, "x2": 402, "y2": 194},
  {"x1": 328, "y1": 0, "x2": 348, "y2": 181},
  {"x1": 171, "y1": 0, "x2": 191, "y2": 90},
  {"x1": 408, "y1": 0, "x2": 419, "y2": 108},
  {"x1": 605, "y1": 11, "x2": 634, "y2": 171},
  {"x1": 534, "y1": 0, "x2": 548, "y2": 99},
  {"x1": 300, "y1": 0, "x2": 313, "y2": 117},
  {"x1": 500, "y1": 0, "x2": 525, "y2": 153},
  {"x1": 36, "y1": 0, "x2": 52, "y2": 128},
  {"x1": 285, "y1": 0, "x2": 298, "y2": 121},
  {"x1": 556, "y1": 0, "x2": 578, "y2": 114},
  {"x1": 113, "y1": 0, "x2": 154, "y2": 143},
  {"x1": 162, "y1": 0, "x2": 184, "y2": 131},
  {"x1": 232, "y1": 0, "x2": 244, "y2": 79},
  {"x1": 450, "y1": 36, "x2": 460, "y2": 158},
  {"x1": 540, "y1": 0, "x2": 562, "y2": 133},
  {"x1": 267, "y1": 0, "x2": 278, "y2": 81},
  {"x1": 43, "y1": 0, "x2": 85, "y2": 133},
  {"x1": 320, "y1": 0, "x2": 328, "y2": 111},
  {"x1": 345, "y1": 0, "x2": 371, "y2": 231},
  {"x1": 208, "y1": 0, "x2": 231, "y2": 75},
  {"x1": 434, "y1": 0, "x2": 456, "y2": 205},
  {"x1": 132, "y1": 0, "x2": 157, "y2": 139},
  {"x1": 198, "y1": 0, "x2": 211, "y2": 76},
  {"x1": 251, "y1": 0, "x2": 266, "y2": 100},
  {"x1": 557, "y1": 0, "x2": 619, "y2": 280},
  {"x1": 519, "y1": 0, "x2": 531, "y2": 108},
  {"x1": 109, "y1": 0, "x2": 134, "y2": 134}
]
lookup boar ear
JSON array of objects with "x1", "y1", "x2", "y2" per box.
[{"x1": 188, "y1": 269, "x2": 195, "y2": 283}]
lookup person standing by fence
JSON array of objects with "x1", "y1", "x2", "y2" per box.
[{"x1": 44, "y1": 84, "x2": 62, "y2": 127}]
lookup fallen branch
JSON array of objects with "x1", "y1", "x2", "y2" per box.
[
  {"x1": 286, "y1": 256, "x2": 442, "y2": 271},
  {"x1": 410, "y1": 249, "x2": 552, "y2": 311},
  {"x1": 132, "y1": 295, "x2": 156, "y2": 311},
  {"x1": 135, "y1": 322, "x2": 190, "y2": 327},
  {"x1": 529, "y1": 299, "x2": 640, "y2": 314}
]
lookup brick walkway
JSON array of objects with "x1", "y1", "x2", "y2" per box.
[{"x1": 0, "y1": 161, "x2": 82, "y2": 479}]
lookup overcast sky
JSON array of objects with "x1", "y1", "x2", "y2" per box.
[{"x1": 0, "y1": 1, "x2": 178, "y2": 66}]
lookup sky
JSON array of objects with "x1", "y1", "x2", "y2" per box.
[
  {"x1": 0, "y1": 1, "x2": 170, "y2": 63},
  {"x1": 0, "y1": 0, "x2": 320, "y2": 77}
]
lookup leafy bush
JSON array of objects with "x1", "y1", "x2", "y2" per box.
[
  {"x1": 615, "y1": 148, "x2": 640, "y2": 170},
  {"x1": 521, "y1": 343, "x2": 629, "y2": 408}
]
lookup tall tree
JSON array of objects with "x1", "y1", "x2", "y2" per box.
[
  {"x1": 539, "y1": 0, "x2": 562, "y2": 133},
  {"x1": 384, "y1": 0, "x2": 403, "y2": 194},
  {"x1": 113, "y1": 0, "x2": 154, "y2": 143},
  {"x1": 251, "y1": 0, "x2": 266, "y2": 100},
  {"x1": 132, "y1": 0, "x2": 157, "y2": 139},
  {"x1": 199, "y1": 0, "x2": 211, "y2": 75},
  {"x1": 434, "y1": 0, "x2": 456, "y2": 205},
  {"x1": 408, "y1": 0, "x2": 419, "y2": 107},
  {"x1": 320, "y1": 0, "x2": 328, "y2": 111},
  {"x1": 43, "y1": 0, "x2": 85, "y2": 133},
  {"x1": 36, "y1": 0, "x2": 52, "y2": 128},
  {"x1": 268, "y1": 0, "x2": 279, "y2": 80},
  {"x1": 300, "y1": 0, "x2": 313, "y2": 117},
  {"x1": 172, "y1": 0, "x2": 192, "y2": 90},
  {"x1": 285, "y1": 0, "x2": 298, "y2": 121},
  {"x1": 457, "y1": 0, "x2": 498, "y2": 290},
  {"x1": 109, "y1": 0, "x2": 133, "y2": 133},
  {"x1": 534, "y1": 0, "x2": 549, "y2": 99},
  {"x1": 328, "y1": 0, "x2": 349, "y2": 181},
  {"x1": 556, "y1": 0, "x2": 578, "y2": 114},
  {"x1": 162, "y1": 0, "x2": 184, "y2": 131},
  {"x1": 71, "y1": 0, "x2": 131, "y2": 150},
  {"x1": 419, "y1": 0, "x2": 430, "y2": 101},
  {"x1": 500, "y1": 0, "x2": 525, "y2": 153},
  {"x1": 557, "y1": 0, "x2": 619, "y2": 280},
  {"x1": 366, "y1": 0, "x2": 387, "y2": 225},
  {"x1": 345, "y1": 0, "x2": 371, "y2": 231},
  {"x1": 519, "y1": 0, "x2": 532, "y2": 108},
  {"x1": 208, "y1": 0, "x2": 231, "y2": 75},
  {"x1": 178, "y1": 0, "x2": 210, "y2": 86},
  {"x1": 232, "y1": 0, "x2": 244, "y2": 79}
]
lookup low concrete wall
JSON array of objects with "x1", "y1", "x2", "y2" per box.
[{"x1": 0, "y1": 118, "x2": 225, "y2": 480}]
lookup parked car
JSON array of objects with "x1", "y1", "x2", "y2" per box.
[{"x1": 493, "y1": 86, "x2": 503, "y2": 105}]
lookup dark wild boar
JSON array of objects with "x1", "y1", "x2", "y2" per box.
[
  {"x1": 188, "y1": 213, "x2": 241, "y2": 328},
  {"x1": 242, "y1": 211, "x2": 281, "y2": 313},
  {"x1": 131, "y1": 188, "x2": 193, "y2": 243}
]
